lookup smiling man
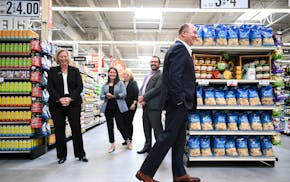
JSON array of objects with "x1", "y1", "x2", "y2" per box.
[{"x1": 137, "y1": 56, "x2": 163, "y2": 155}]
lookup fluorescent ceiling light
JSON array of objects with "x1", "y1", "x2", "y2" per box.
[
  {"x1": 237, "y1": 12, "x2": 258, "y2": 21},
  {"x1": 138, "y1": 56, "x2": 152, "y2": 61},
  {"x1": 135, "y1": 10, "x2": 162, "y2": 20},
  {"x1": 252, "y1": 12, "x2": 271, "y2": 21}
]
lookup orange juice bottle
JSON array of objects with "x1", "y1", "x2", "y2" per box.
[
  {"x1": 0, "y1": 97, "x2": 2, "y2": 107},
  {"x1": 11, "y1": 30, "x2": 15, "y2": 40},
  {"x1": 2, "y1": 30, "x2": 7, "y2": 40}
]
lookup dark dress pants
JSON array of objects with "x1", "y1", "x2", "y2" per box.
[
  {"x1": 140, "y1": 102, "x2": 188, "y2": 177},
  {"x1": 142, "y1": 106, "x2": 163, "y2": 150},
  {"x1": 123, "y1": 109, "x2": 136, "y2": 141},
  {"x1": 105, "y1": 108, "x2": 127, "y2": 143},
  {"x1": 50, "y1": 105, "x2": 86, "y2": 159}
]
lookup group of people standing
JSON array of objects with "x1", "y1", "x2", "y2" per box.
[
  {"x1": 47, "y1": 23, "x2": 200, "y2": 182},
  {"x1": 100, "y1": 55, "x2": 163, "y2": 155}
]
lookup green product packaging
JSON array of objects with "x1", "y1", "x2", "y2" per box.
[
  {"x1": 5, "y1": 57, "x2": 10, "y2": 68},
  {"x1": 5, "y1": 43, "x2": 9, "y2": 53},
  {"x1": 19, "y1": 43, "x2": 23, "y2": 53},
  {"x1": 14, "y1": 43, "x2": 19, "y2": 53},
  {"x1": 10, "y1": 43, "x2": 14, "y2": 53}
]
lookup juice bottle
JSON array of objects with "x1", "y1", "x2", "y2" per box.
[
  {"x1": 0, "y1": 111, "x2": 2, "y2": 122},
  {"x1": 0, "y1": 97, "x2": 2, "y2": 106},
  {"x1": 27, "y1": 111, "x2": 32, "y2": 121},
  {"x1": 15, "y1": 30, "x2": 20, "y2": 40},
  {"x1": 19, "y1": 111, "x2": 24, "y2": 121},
  {"x1": 6, "y1": 111, "x2": 11, "y2": 121},
  {"x1": 18, "y1": 139, "x2": 23, "y2": 150},
  {"x1": 10, "y1": 43, "x2": 14, "y2": 53},
  {"x1": 15, "y1": 139, "x2": 19, "y2": 150},
  {"x1": 19, "y1": 43, "x2": 23, "y2": 53},
  {"x1": 14, "y1": 43, "x2": 19, "y2": 53},
  {"x1": 5, "y1": 43, "x2": 9, "y2": 53},
  {"x1": 10, "y1": 30, "x2": 15, "y2": 40},
  {"x1": 14, "y1": 57, "x2": 19, "y2": 68}
]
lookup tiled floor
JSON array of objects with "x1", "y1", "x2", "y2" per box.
[{"x1": 0, "y1": 109, "x2": 289, "y2": 182}]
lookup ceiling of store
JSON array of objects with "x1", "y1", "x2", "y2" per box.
[{"x1": 50, "y1": 0, "x2": 290, "y2": 80}]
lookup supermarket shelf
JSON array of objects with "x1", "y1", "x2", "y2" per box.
[
  {"x1": 0, "y1": 68, "x2": 30, "y2": 71},
  {"x1": 191, "y1": 46, "x2": 276, "y2": 54},
  {"x1": 0, "y1": 92, "x2": 31, "y2": 95},
  {"x1": 0, "y1": 135, "x2": 32, "y2": 139},
  {"x1": 3, "y1": 78, "x2": 30, "y2": 81},
  {"x1": 197, "y1": 105, "x2": 275, "y2": 110},
  {"x1": 0, "y1": 150, "x2": 32, "y2": 153},
  {"x1": 0, "y1": 38, "x2": 37, "y2": 42},
  {"x1": 188, "y1": 156, "x2": 276, "y2": 162},
  {"x1": 196, "y1": 79, "x2": 275, "y2": 85},
  {"x1": 0, "y1": 53, "x2": 31, "y2": 57},
  {"x1": 0, "y1": 121, "x2": 30, "y2": 124},
  {"x1": 187, "y1": 130, "x2": 277, "y2": 136},
  {"x1": 0, "y1": 106, "x2": 31, "y2": 110}
]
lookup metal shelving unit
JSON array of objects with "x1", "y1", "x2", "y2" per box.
[{"x1": 187, "y1": 46, "x2": 277, "y2": 167}]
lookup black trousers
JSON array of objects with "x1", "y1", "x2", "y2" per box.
[
  {"x1": 140, "y1": 103, "x2": 188, "y2": 177},
  {"x1": 49, "y1": 105, "x2": 86, "y2": 159},
  {"x1": 123, "y1": 109, "x2": 136, "y2": 141},
  {"x1": 142, "y1": 107, "x2": 163, "y2": 150},
  {"x1": 105, "y1": 108, "x2": 127, "y2": 143}
]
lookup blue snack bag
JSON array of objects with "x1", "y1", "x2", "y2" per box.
[
  {"x1": 188, "y1": 111, "x2": 201, "y2": 130},
  {"x1": 261, "y1": 26, "x2": 274, "y2": 46},
  {"x1": 213, "y1": 136, "x2": 226, "y2": 156},
  {"x1": 215, "y1": 24, "x2": 228, "y2": 46},
  {"x1": 225, "y1": 136, "x2": 238, "y2": 156},
  {"x1": 248, "y1": 136, "x2": 262, "y2": 156},
  {"x1": 227, "y1": 25, "x2": 239, "y2": 46},
  {"x1": 250, "y1": 25, "x2": 262, "y2": 46},
  {"x1": 236, "y1": 136, "x2": 249, "y2": 157},
  {"x1": 188, "y1": 136, "x2": 201, "y2": 157},
  {"x1": 239, "y1": 24, "x2": 250, "y2": 46},
  {"x1": 200, "y1": 136, "x2": 212, "y2": 156}
]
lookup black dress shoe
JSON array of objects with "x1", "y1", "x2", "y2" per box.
[
  {"x1": 122, "y1": 141, "x2": 127, "y2": 145},
  {"x1": 137, "y1": 148, "x2": 150, "y2": 154},
  {"x1": 58, "y1": 158, "x2": 66, "y2": 164},
  {"x1": 79, "y1": 157, "x2": 88, "y2": 162}
]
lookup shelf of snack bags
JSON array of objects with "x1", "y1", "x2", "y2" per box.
[
  {"x1": 186, "y1": 24, "x2": 281, "y2": 166},
  {"x1": 186, "y1": 135, "x2": 276, "y2": 166},
  {"x1": 0, "y1": 30, "x2": 48, "y2": 158}
]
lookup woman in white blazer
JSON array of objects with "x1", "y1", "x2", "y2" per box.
[{"x1": 100, "y1": 67, "x2": 128, "y2": 153}]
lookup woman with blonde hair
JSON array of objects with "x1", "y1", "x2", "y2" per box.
[
  {"x1": 121, "y1": 69, "x2": 139, "y2": 149},
  {"x1": 47, "y1": 49, "x2": 88, "y2": 164}
]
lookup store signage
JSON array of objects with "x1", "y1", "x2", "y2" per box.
[
  {"x1": 85, "y1": 64, "x2": 95, "y2": 68},
  {"x1": 73, "y1": 57, "x2": 86, "y2": 62},
  {"x1": 259, "y1": 80, "x2": 270, "y2": 86},
  {"x1": 0, "y1": 0, "x2": 40, "y2": 17},
  {"x1": 227, "y1": 80, "x2": 238, "y2": 86},
  {"x1": 197, "y1": 80, "x2": 209, "y2": 86},
  {"x1": 200, "y1": 0, "x2": 249, "y2": 9},
  {"x1": 283, "y1": 48, "x2": 290, "y2": 55},
  {"x1": 0, "y1": 16, "x2": 29, "y2": 29},
  {"x1": 58, "y1": 45, "x2": 73, "y2": 52}
]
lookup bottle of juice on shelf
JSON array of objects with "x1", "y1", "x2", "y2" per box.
[
  {"x1": 10, "y1": 43, "x2": 14, "y2": 53},
  {"x1": 6, "y1": 96, "x2": 10, "y2": 107},
  {"x1": 0, "y1": 111, "x2": 2, "y2": 122},
  {"x1": 0, "y1": 97, "x2": 2, "y2": 107},
  {"x1": 19, "y1": 111, "x2": 24, "y2": 121},
  {"x1": 15, "y1": 30, "x2": 20, "y2": 40},
  {"x1": 5, "y1": 43, "x2": 9, "y2": 53},
  {"x1": 27, "y1": 111, "x2": 32, "y2": 121},
  {"x1": 19, "y1": 43, "x2": 23, "y2": 53},
  {"x1": 14, "y1": 139, "x2": 19, "y2": 150},
  {"x1": 18, "y1": 139, "x2": 23, "y2": 150},
  {"x1": 1, "y1": 43, "x2": 5, "y2": 53},
  {"x1": 6, "y1": 111, "x2": 11, "y2": 121},
  {"x1": 2, "y1": 97, "x2": 6, "y2": 106}
]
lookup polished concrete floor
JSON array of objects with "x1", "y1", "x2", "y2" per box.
[{"x1": 0, "y1": 109, "x2": 290, "y2": 182}]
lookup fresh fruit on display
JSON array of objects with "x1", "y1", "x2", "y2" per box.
[
  {"x1": 223, "y1": 70, "x2": 233, "y2": 79},
  {"x1": 217, "y1": 61, "x2": 227, "y2": 71}
]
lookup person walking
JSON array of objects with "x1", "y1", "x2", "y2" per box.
[
  {"x1": 47, "y1": 49, "x2": 88, "y2": 164},
  {"x1": 100, "y1": 67, "x2": 129, "y2": 153},
  {"x1": 121, "y1": 69, "x2": 139, "y2": 149},
  {"x1": 137, "y1": 56, "x2": 163, "y2": 154},
  {"x1": 136, "y1": 23, "x2": 201, "y2": 182}
]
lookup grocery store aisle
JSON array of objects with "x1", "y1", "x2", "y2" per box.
[{"x1": 0, "y1": 108, "x2": 290, "y2": 182}]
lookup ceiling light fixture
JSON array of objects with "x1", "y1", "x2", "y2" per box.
[{"x1": 135, "y1": 10, "x2": 162, "y2": 20}]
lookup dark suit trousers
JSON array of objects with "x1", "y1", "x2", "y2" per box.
[
  {"x1": 123, "y1": 109, "x2": 136, "y2": 141},
  {"x1": 140, "y1": 102, "x2": 187, "y2": 177},
  {"x1": 142, "y1": 106, "x2": 163, "y2": 149},
  {"x1": 49, "y1": 105, "x2": 86, "y2": 159},
  {"x1": 105, "y1": 108, "x2": 127, "y2": 143}
]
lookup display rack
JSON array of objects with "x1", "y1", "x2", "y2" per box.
[
  {"x1": 186, "y1": 46, "x2": 278, "y2": 167},
  {"x1": 0, "y1": 31, "x2": 47, "y2": 159}
]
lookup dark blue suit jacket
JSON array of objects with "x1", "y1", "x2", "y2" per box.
[{"x1": 160, "y1": 41, "x2": 197, "y2": 110}]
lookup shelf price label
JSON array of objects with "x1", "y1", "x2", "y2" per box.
[
  {"x1": 227, "y1": 80, "x2": 238, "y2": 87},
  {"x1": 2, "y1": 0, "x2": 40, "y2": 17},
  {"x1": 197, "y1": 80, "x2": 209, "y2": 86},
  {"x1": 0, "y1": 77, "x2": 4, "y2": 83},
  {"x1": 200, "y1": 0, "x2": 249, "y2": 9},
  {"x1": 259, "y1": 80, "x2": 270, "y2": 86}
]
